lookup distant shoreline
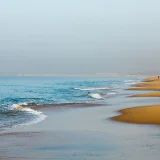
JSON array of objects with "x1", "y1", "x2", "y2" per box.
[{"x1": 0, "y1": 74, "x2": 148, "y2": 78}]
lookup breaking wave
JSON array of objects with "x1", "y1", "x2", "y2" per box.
[
  {"x1": 75, "y1": 87, "x2": 110, "y2": 91},
  {"x1": 88, "y1": 93, "x2": 104, "y2": 100},
  {"x1": 10, "y1": 104, "x2": 41, "y2": 115},
  {"x1": 8, "y1": 103, "x2": 47, "y2": 127},
  {"x1": 124, "y1": 80, "x2": 137, "y2": 85}
]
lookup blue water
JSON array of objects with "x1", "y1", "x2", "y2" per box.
[{"x1": 0, "y1": 76, "x2": 140, "y2": 130}]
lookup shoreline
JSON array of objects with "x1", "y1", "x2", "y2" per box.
[
  {"x1": 112, "y1": 76, "x2": 160, "y2": 125},
  {"x1": 1, "y1": 102, "x2": 160, "y2": 160},
  {"x1": 128, "y1": 92, "x2": 160, "y2": 97},
  {"x1": 111, "y1": 105, "x2": 160, "y2": 125},
  {"x1": 25, "y1": 103, "x2": 104, "y2": 110},
  {"x1": 1, "y1": 76, "x2": 160, "y2": 159}
]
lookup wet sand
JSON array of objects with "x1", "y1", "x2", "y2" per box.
[
  {"x1": 128, "y1": 87, "x2": 160, "y2": 90},
  {"x1": 25, "y1": 103, "x2": 104, "y2": 111},
  {"x1": 129, "y1": 92, "x2": 160, "y2": 97},
  {"x1": 1, "y1": 103, "x2": 160, "y2": 160}
]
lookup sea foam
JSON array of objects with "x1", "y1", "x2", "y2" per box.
[
  {"x1": 88, "y1": 93, "x2": 104, "y2": 100},
  {"x1": 75, "y1": 87, "x2": 110, "y2": 91},
  {"x1": 124, "y1": 80, "x2": 137, "y2": 85},
  {"x1": 9, "y1": 103, "x2": 47, "y2": 126}
]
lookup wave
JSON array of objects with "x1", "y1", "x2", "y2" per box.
[
  {"x1": 19, "y1": 102, "x2": 37, "y2": 106},
  {"x1": 10, "y1": 104, "x2": 42, "y2": 115},
  {"x1": 88, "y1": 93, "x2": 104, "y2": 100},
  {"x1": 124, "y1": 80, "x2": 137, "y2": 85},
  {"x1": 9, "y1": 104, "x2": 47, "y2": 126},
  {"x1": 74, "y1": 87, "x2": 110, "y2": 91}
]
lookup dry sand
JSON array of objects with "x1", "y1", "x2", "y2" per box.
[
  {"x1": 111, "y1": 105, "x2": 160, "y2": 125},
  {"x1": 112, "y1": 76, "x2": 160, "y2": 125},
  {"x1": 128, "y1": 77, "x2": 160, "y2": 91}
]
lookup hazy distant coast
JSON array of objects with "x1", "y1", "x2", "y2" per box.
[{"x1": 16, "y1": 73, "x2": 147, "y2": 78}]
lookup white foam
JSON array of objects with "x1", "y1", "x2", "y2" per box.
[
  {"x1": 18, "y1": 114, "x2": 47, "y2": 127},
  {"x1": 88, "y1": 93, "x2": 104, "y2": 100},
  {"x1": 10, "y1": 104, "x2": 42, "y2": 115},
  {"x1": 19, "y1": 102, "x2": 28, "y2": 106},
  {"x1": 124, "y1": 80, "x2": 137, "y2": 85},
  {"x1": 9, "y1": 104, "x2": 47, "y2": 127},
  {"x1": 10, "y1": 104, "x2": 22, "y2": 110},
  {"x1": 107, "y1": 92, "x2": 117, "y2": 96},
  {"x1": 75, "y1": 87, "x2": 110, "y2": 91}
]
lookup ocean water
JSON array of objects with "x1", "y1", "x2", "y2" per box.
[{"x1": 0, "y1": 76, "x2": 140, "y2": 130}]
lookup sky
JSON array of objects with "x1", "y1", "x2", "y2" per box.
[{"x1": 0, "y1": 0, "x2": 160, "y2": 75}]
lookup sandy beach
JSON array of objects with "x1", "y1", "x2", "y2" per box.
[
  {"x1": 1, "y1": 0, "x2": 160, "y2": 159},
  {"x1": 112, "y1": 77, "x2": 160, "y2": 125},
  {"x1": 128, "y1": 77, "x2": 160, "y2": 91},
  {"x1": 111, "y1": 105, "x2": 160, "y2": 124},
  {"x1": 0, "y1": 79, "x2": 160, "y2": 160},
  {"x1": 1, "y1": 104, "x2": 160, "y2": 160}
]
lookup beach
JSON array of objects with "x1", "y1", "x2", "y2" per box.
[
  {"x1": 1, "y1": 103, "x2": 160, "y2": 160},
  {"x1": 111, "y1": 105, "x2": 160, "y2": 125},
  {"x1": 112, "y1": 77, "x2": 160, "y2": 125},
  {"x1": 1, "y1": 0, "x2": 160, "y2": 159},
  {"x1": 0, "y1": 77, "x2": 160, "y2": 160}
]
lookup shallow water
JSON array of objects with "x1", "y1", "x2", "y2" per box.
[{"x1": 0, "y1": 76, "x2": 140, "y2": 130}]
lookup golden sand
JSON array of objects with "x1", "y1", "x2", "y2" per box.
[
  {"x1": 143, "y1": 76, "x2": 160, "y2": 82},
  {"x1": 128, "y1": 78, "x2": 160, "y2": 91},
  {"x1": 111, "y1": 76, "x2": 160, "y2": 125},
  {"x1": 111, "y1": 105, "x2": 160, "y2": 125},
  {"x1": 132, "y1": 81, "x2": 160, "y2": 87},
  {"x1": 128, "y1": 87, "x2": 160, "y2": 91},
  {"x1": 129, "y1": 92, "x2": 160, "y2": 97}
]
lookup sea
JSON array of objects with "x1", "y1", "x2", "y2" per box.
[{"x1": 0, "y1": 76, "x2": 140, "y2": 130}]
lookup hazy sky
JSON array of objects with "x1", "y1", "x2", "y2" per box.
[{"x1": 0, "y1": 0, "x2": 160, "y2": 75}]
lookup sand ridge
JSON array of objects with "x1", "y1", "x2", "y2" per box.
[
  {"x1": 111, "y1": 105, "x2": 160, "y2": 125},
  {"x1": 112, "y1": 76, "x2": 160, "y2": 125},
  {"x1": 128, "y1": 76, "x2": 160, "y2": 91}
]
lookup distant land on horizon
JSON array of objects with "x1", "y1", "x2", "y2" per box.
[{"x1": 12, "y1": 73, "x2": 149, "y2": 78}]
